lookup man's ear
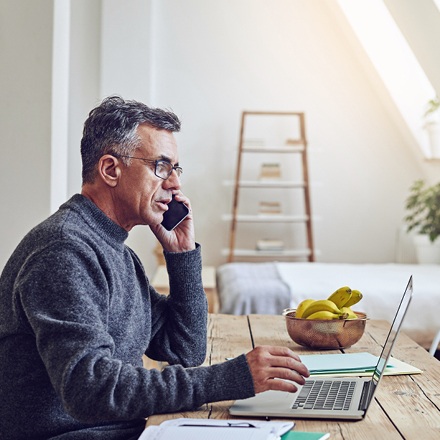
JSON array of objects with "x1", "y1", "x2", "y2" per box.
[{"x1": 98, "y1": 155, "x2": 122, "y2": 187}]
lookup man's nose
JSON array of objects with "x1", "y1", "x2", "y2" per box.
[{"x1": 163, "y1": 169, "x2": 181, "y2": 189}]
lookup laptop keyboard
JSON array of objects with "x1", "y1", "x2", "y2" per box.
[{"x1": 292, "y1": 380, "x2": 356, "y2": 411}]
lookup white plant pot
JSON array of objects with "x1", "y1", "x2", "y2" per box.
[
  {"x1": 424, "y1": 116, "x2": 440, "y2": 158},
  {"x1": 413, "y1": 234, "x2": 440, "y2": 264}
]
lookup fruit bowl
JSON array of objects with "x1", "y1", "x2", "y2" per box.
[{"x1": 282, "y1": 308, "x2": 367, "y2": 349}]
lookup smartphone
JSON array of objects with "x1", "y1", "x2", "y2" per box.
[{"x1": 161, "y1": 196, "x2": 190, "y2": 231}]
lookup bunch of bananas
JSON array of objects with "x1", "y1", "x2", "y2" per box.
[{"x1": 295, "y1": 286, "x2": 363, "y2": 320}]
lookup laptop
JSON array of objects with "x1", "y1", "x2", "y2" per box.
[{"x1": 230, "y1": 276, "x2": 413, "y2": 420}]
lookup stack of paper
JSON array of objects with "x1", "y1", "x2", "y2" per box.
[
  {"x1": 259, "y1": 163, "x2": 281, "y2": 180},
  {"x1": 259, "y1": 201, "x2": 282, "y2": 215},
  {"x1": 256, "y1": 239, "x2": 285, "y2": 251}
]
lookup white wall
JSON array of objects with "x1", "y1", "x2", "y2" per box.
[
  {"x1": 0, "y1": 0, "x2": 53, "y2": 267},
  {"x1": 67, "y1": 0, "x2": 102, "y2": 197},
  {"x1": 148, "y1": 0, "x2": 430, "y2": 268},
  {"x1": 2, "y1": 0, "x2": 440, "y2": 276},
  {"x1": 100, "y1": 0, "x2": 157, "y2": 271}
]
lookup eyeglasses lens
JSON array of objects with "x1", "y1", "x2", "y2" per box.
[{"x1": 155, "y1": 160, "x2": 182, "y2": 179}]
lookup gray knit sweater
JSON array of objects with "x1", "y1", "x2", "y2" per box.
[{"x1": 0, "y1": 195, "x2": 255, "y2": 440}]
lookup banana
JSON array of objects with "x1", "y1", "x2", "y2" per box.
[
  {"x1": 343, "y1": 289, "x2": 363, "y2": 307},
  {"x1": 295, "y1": 299, "x2": 315, "y2": 318},
  {"x1": 306, "y1": 310, "x2": 342, "y2": 320},
  {"x1": 301, "y1": 299, "x2": 342, "y2": 319},
  {"x1": 327, "y1": 286, "x2": 352, "y2": 308},
  {"x1": 341, "y1": 306, "x2": 357, "y2": 319}
]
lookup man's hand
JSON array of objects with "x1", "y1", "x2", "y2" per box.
[
  {"x1": 245, "y1": 346, "x2": 310, "y2": 394},
  {"x1": 150, "y1": 192, "x2": 196, "y2": 253}
]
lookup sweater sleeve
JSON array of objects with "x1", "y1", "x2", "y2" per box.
[
  {"x1": 144, "y1": 243, "x2": 208, "y2": 366},
  {"x1": 15, "y1": 240, "x2": 255, "y2": 423}
]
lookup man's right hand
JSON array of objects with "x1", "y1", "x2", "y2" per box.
[{"x1": 245, "y1": 345, "x2": 310, "y2": 394}]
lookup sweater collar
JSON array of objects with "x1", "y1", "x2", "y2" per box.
[{"x1": 62, "y1": 194, "x2": 129, "y2": 244}]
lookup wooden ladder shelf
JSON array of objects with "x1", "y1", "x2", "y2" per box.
[{"x1": 227, "y1": 111, "x2": 315, "y2": 262}]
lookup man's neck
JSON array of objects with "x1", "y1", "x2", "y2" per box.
[{"x1": 81, "y1": 185, "x2": 121, "y2": 228}]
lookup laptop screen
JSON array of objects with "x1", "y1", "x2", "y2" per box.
[{"x1": 369, "y1": 276, "x2": 413, "y2": 400}]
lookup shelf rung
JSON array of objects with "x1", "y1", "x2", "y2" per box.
[
  {"x1": 222, "y1": 180, "x2": 306, "y2": 188},
  {"x1": 238, "y1": 181, "x2": 306, "y2": 188},
  {"x1": 233, "y1": 214, "x2": 309, "y2": 223},
  {"x1": 242, "y1": 145, "x2": 305, "y2": 153},
  {"x1": 222, "y1": 248, "x2": 312, "y2": 257}
]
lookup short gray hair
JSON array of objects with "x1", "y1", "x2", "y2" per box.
[{"x1": 80, "y1": 95, "x2": 181, "y2": 184}]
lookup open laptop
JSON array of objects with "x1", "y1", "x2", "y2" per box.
[{"x1": 230, "y1": 276, "x2": 413, "y2": 420}]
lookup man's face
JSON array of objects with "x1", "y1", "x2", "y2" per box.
[{"x1": 114, "y1": 123, "x2": 181, "y2": 231}]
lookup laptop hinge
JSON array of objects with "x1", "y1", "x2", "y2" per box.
[{"x1": 359, "y1": 381, "x2": 376, "y2": 411}]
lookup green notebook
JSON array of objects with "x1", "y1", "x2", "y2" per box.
[{"x1": 282, "y1": 431, "x2": 330, "y2": 440}]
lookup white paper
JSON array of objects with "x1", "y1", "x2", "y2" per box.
[
  {"x1": 161, "y1": 418, "x2": 293, "y2": 435},
  {"x1": 139, "y1": 425, "x2": 278, "y2": 440},
  {"x1": 139, "y1": 418, "x2": 294, "y2": 440}
]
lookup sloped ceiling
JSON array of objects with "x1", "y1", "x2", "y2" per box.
[
  {"x1": 334, "y1": 0, "x2": 440, "y2": 160},
  {"x1": 384, "y1": 0, "x2": 440, "y2": 97}
]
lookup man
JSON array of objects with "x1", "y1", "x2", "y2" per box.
[{"x1": 0, "y1": 96, "x2": 309, "y2": 439}]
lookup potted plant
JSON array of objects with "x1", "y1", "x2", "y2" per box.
[
  {"x1": 404, "y1": 179, "x2": 440, "y2": 263},
  {"x1": 423, "y1": 96, "x2": 440, "y2": 158}
]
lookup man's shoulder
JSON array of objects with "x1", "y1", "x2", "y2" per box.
[
  {"x1": 29, "y1": 200, "x2": 91, "y2": 243},
  {"x1": 12, "y1": 198, "x2": 101, "y2": 264}
]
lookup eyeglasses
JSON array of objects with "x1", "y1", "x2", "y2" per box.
[{"x1": 117, "y1": 155, "x2": 183, "y2": 180}]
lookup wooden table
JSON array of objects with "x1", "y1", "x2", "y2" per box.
[{"x1": 146, "y1": 314, "x2": 440, "y2": 439}]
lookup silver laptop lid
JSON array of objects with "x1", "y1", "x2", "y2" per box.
[{"x1": 363, "y1": 276, "x2": 413, "y2": 408}]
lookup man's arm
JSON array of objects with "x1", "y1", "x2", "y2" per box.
[
  {"x1": 16, "y1": 240, "x2": 307, "y2": 424},
  {"x1": 142, "y1": 244, "x2": 208, "y2": 366},
  {"x1": 16, "y1": 240, "x2": 215, "y2": 422}
]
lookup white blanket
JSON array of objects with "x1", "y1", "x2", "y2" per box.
[{"x1": 276, "y1": 262, "x2": 440, "y2": 335}]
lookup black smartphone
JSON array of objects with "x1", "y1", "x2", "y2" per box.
[{"x1": 161, "y1": 196, "x2": 190, "y2": 231}]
